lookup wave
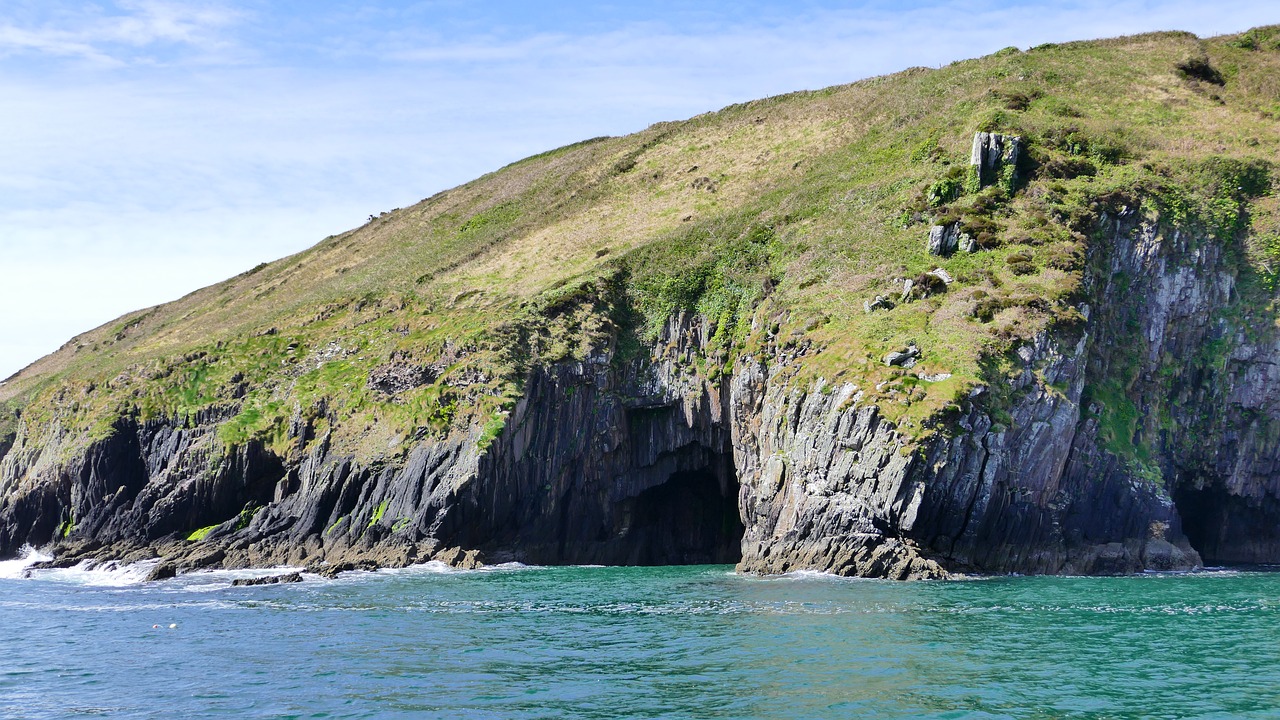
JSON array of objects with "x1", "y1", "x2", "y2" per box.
[
  {"x1": 369, "y1": 560, "x2": 538, "y2": 577},
  {"x1": 0, "y1": 545, "x2": 53, "y2": 579},
  {"x1": 35, "y1": 558, "x2": 162, "y2": 587}
]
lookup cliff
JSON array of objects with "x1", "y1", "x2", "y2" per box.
[{"x1": 2, "y1": 28, "x2": 1279, "y2": 578}]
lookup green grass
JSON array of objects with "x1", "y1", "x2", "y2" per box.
[{"x1": 1, "y1": 26, "x2": 1277, "y2": 463}]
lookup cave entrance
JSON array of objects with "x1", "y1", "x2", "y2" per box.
[
  {"x1": 1173, "y1": 484, "x2": 1223, "y2": 563},
  {"x1": 617, "y1": 461, "x2": 744, "y2": 566},
  {"x1": 1172, "y1": 481, "x2": 1280, "y2": 566}
]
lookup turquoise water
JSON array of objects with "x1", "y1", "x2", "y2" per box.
[{"x1": 1, "y1": 558, "x2": 1278, "y2": 719}]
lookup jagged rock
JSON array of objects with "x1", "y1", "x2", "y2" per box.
[
  {"x1": 231, "y1": 572, "x2": 302, "y2": 586},
  {"x1": 899, "y1": 279, "x2": 915, "y2": 302},
  {"x1": 432, "y1": 546, "x2": 484, "y2": 569},
  {"x1": 2, "y1": 209, "x2": 1278, "y2": 581},
  {"x1": 927, "y1": 224, "x2": 960, "y2": 256},
  {"x1": 970, "y1": 132, "x2": 1021, "y2": 189},
  {"x1": 306, "y1": 560, "x2": 380, "y2": 579},
  {"x1": 367, "y1": 363, "x2": 437, "y2": 395}
]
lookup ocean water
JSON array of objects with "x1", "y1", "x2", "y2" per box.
[{"x1": 1, "y1": 551, "x2": 1278, "y2": 719}]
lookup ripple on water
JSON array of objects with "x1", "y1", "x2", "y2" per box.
[{"x1": 1, "y1": 565, "x2": 1277, "y2": 719}]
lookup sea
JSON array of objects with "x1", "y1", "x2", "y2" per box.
[{"x1": 1, "y1": 549, "x2": 1277, "y2": 719}]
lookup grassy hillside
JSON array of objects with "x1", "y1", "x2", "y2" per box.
[{"x1": 2, "y1": 27, "x2": 1278, "y2": 462}]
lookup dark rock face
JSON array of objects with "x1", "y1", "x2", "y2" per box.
[
  {"x1": 0, "y1": 211, "x2": 1277, "y2": 579},
  {"x1": 366, "y1": 363, "x2": 437, "y2": 396},
  {"x1": 904, "y1": 210, "x2": 1280, "y2": 573}
]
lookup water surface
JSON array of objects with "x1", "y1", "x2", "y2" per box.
[{"x1": 1, "y1": 555, "x2": 1277, "y2": 719}]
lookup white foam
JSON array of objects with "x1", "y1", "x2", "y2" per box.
[
  {"x1": 174, "y1": 566, "x2": 305, "y2": 591},
  {"x1": 0, "y1": 545, "x2": 53, "y2": 579},
  {"x1": 36, "y1": 558, "x2": 161, "y2": 586},
  {"x1": 381, "y1": 560, "x2": 537, "y2": 576}
]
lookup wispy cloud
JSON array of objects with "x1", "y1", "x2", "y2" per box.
[{"x1": 0, "y1": 0, "x2": 243, "y2": 65}]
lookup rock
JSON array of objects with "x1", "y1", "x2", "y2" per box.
[
  {"x1": 899, "y1": 278, "x2": 915, "y2": 301},
  {"x1": 432, "y1": 547, "x2": 484, "y2": 570},
  {"x1": 927, "y1": 268, "x2": 954, "y2": 285},
  {"x1": 305, "y1": 560, "x2": 379, "y2": 579},
  {"x1": 958, "y1": 233, "x2": 977, "y2": 253},
  {"x1": 884, "y1": 344, "x2": 921, "y2": 367},
  {"x1": 231, "y1": 572, "x2": 303, "y2": 586},
  {"x1": 690, "y1": 176, "x2": 718, "y2": 192},
  {"x1": 863, "y1": 295, "x2": 894, "y2": 313},
  {"x1": 970, "y1": 132, "x2": 1021, "y2": 189},
  {"x1": 2, "y1": 204, "x2": 1278, "y2": 582},
  {"x1": 367, "y1": 363, "x2": 437, "y2": 396},
  {"x1": 927, "y1": 224, "x2": 960, "y2": 256},
  {"x1": 145, "y1": 563, "x2": 177, "y2": 582}
]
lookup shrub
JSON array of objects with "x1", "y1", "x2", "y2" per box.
[{"x1": 1175, "y1": 57, "x2": 1225, "y2": 86}]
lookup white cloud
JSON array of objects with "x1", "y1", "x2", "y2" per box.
[{"x1": 0, "y1": 0, "x2": 242, "y2": 65}]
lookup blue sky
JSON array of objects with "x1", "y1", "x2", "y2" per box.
[{"x1": 1, "y1": 0, "x2": 1276, "y2": 379}]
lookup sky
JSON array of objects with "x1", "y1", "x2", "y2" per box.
[{"x1": 1, "y1": 1, "x2": 1276, "y2": 379}]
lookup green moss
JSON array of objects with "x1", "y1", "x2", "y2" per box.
[
  {"x1": 367, "y1": 500, "x2": 389, "y2": 528},
  {"x1": 186, "y1": 525, "x2": 217, "y2": 542}
]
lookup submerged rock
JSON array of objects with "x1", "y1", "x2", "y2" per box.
[{"x1": 231, "y1": 572, "x2": 302, "y2": 586}]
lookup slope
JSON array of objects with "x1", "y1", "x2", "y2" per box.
[{"x1": 1, "y1": 27, "x2": 1278, "y2": 578}]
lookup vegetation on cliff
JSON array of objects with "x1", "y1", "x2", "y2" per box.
[{"x1": 1, "y1": 27, "x2": 1277, "y2": 470}]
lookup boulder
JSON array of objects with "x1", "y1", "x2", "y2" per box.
[
  {"x1": 927, "y1": 223, "x2": 960, "y2": 256},
  {"x1": 884, "y1": 344, "x2": 921, "y2": 367},
  {"x1": 145, "y1": 562, "x2": 177, "y2": 582}
]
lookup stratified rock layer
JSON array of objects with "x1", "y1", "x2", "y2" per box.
[{"x1": 1, "y1": 211, "x2": 1277, "y2": 578}]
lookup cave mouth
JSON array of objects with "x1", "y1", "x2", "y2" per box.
[
  {"x1": 619, "y1": 464, "x2": 744, "y2": 566},
  {"x1": 1172, "y1": 482, "x2": 1280, "y2": 566}
]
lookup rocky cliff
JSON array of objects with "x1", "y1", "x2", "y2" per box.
[
  {"x1": 3, "y1": 204, "x2": 1275, "y2": 579},
  {"x1": 1, "y1": 28, "x2": 1278, "y2": 578}
]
